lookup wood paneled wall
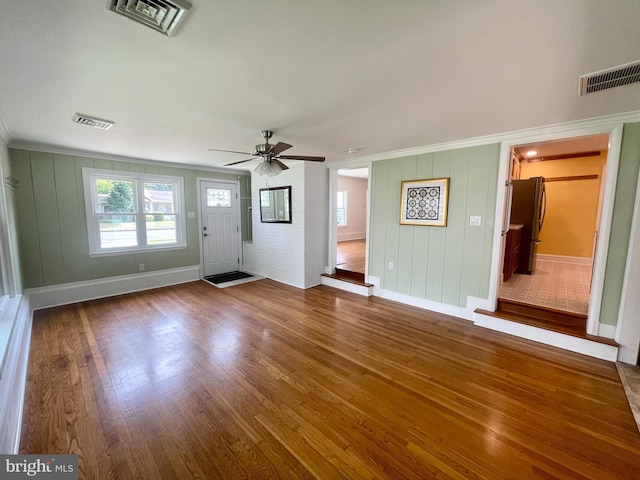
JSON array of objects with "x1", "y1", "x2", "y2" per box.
[
  {"x1": 369, "y1": 144, "x2": 499, "y2": 307},
  {"x1": 10, "y1": 149, "x2": 250, "y2": 288}
]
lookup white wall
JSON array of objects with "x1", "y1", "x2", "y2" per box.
[
  {"x1": 244, "y1": 162, "x2": 327, "y2": 288},
  {"x1": 337, "y1": 175, "x2": 367, "y2": 242},
  {"x1": 305, "y1": 163, "x2": 328, "y2": 287}
]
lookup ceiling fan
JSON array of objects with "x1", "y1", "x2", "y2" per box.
[{"x1": 208, "y1": 130, "x2": 325, "y2": 176}]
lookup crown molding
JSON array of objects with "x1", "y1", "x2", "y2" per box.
[
  {"x1": 330, "y1": 110, "x2": 640, "y2": 166},
  {"x1": 7, "y1": 141, "x2": 250, "y2": 177}
]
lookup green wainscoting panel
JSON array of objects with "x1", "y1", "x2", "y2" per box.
[
  {"x1": 10, "y1": 149, "x2": 250, "y2": 288},
  {"x1": 599, "y1": 122, "x2": 640, "y2": 326},
  {"x1": 370, "y1": 143, "x2": 500, "y2": 308}
]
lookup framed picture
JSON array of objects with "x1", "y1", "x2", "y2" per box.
[{"x1": 400, "y1": 178, "x2": 450, "y2": 226}]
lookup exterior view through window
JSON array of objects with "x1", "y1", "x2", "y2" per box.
[{"x1": 83, "y1": 169, "x2": 185, "y2": 254}]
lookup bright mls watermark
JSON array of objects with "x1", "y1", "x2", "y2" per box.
[{"x1": 0, "y1": 455, "x2": 77, "y2": 479}]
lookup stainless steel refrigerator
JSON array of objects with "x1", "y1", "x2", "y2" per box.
[{"x1": 510, "y1": 177, "x2": 546, "y2": 274}]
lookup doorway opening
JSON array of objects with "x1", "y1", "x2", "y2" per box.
[
  {"x1": 498, "y1": 133, "x2": 610, "y2": 332},
  {"x1": 335, "y1": 167, "x2": 369, "y2": 282}
]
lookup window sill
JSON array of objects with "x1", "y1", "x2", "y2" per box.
[{"x1": 89, "y1": 244, "x2": 188, "y2": 258}]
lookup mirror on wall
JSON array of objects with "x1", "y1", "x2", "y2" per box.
[{"x1": 259, "y1": 186, "x2": 292, "y2": 223}]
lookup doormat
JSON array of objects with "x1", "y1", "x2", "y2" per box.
[{"x1": 204, "y1": 271, "x2": 254, "y2": 285}]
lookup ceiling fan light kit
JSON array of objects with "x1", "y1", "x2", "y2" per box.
[
  {"x1": 209, "y1": 130, "x2": 325, "y2": 177},
  {"x1": 254, "y1": 161, "x2": 284, "y2": 177}
]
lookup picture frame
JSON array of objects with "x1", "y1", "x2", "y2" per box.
[{"x1": 400, "y1": 178, "x2": 450, "y2": 226}]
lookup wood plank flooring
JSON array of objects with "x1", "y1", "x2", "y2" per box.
[
  {"x1": 336, "y1": 239, "x2": 365, "y2": 273},
  {"x1": 21, "y1": 280, "x2": 640, "y2": 479}
]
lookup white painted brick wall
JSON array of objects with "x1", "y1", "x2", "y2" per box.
[{"x1": 244, "y1": 162, "x2": 326, "y2": 288}]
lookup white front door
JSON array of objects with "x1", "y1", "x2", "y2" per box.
[{"x1": 200, "y1": 181, "x2": 239, "y2": 277}]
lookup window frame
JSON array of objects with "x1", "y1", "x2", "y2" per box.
[
  {"x1": 337, "y1": 189, "x2": 348, "y2": 227},
  {"x1": 83, "y1": 168, "x2": 187, "y2": 256}
]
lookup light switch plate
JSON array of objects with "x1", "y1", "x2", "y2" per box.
[
  {"x1": 188, "y1": 211, "x2": 196, "y2": 219},
  {"x1": 470, "y1": 216, "x2": 482, "y2": 226}
]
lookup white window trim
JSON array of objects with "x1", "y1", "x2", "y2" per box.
[{"x1": 82, "y1": 168, "x2": 187, "y2": 256}]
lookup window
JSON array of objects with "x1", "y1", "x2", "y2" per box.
[
  {"x1": 83, "y1": 169, "x2": 186, "y2": 255},
  {"x1": 207, "y1": 188, "x2": 232, "y2": 207},
  {"x1": 337, "y1": 190, "x2": 347, "y2": 226}
]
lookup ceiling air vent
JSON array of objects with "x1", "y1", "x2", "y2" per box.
[
  {"x1": 72, "y1": 114, "x2": 114, "y2": 131},
  {"x1": 108, "y1": 0, "x2": 192, "y2": 37},
  {"x1": 579, "y1": 60, "x2": 640, "y2": 95}
]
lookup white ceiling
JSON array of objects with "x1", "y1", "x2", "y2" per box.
[{"x1": 1, "y1": 1, "x2": 639, "y2": 172}]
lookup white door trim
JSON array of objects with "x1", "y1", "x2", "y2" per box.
[
  {"x1": 327, "y1": 163, "x2": 373, "y2": 280},
  {"x1": 196, "y1": 177, "x2": 242, "y2": 278},
  {"x1": 489, "y1": 123, "x2": 624, "y2": 336}
]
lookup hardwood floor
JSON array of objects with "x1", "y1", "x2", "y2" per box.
[
  {"x1": 337, "y1": 239, "x2": 365, "y2": 273},
  {"x1": 21, "y1": 280, "x2": 640, "y2": 479}
]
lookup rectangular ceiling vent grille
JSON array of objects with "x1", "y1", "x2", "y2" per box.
[
  {"x1": 108, "y1": 0, "x2": 192, "y2": 37},
  {"x1": 72, "y1": 114, "x2": 114, "y2": 131},
  {"x1": 580, "y1": 60, "x2": 640, "y2": 95}
]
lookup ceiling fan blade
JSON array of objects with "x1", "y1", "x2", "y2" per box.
[
  {"x1": 271, "y1": 158, "x2": 290, "y2": 171},
  {"x1": 224, "y1": 157, "x2": 257, "y2": 166},
  {"x1": 268, "y1": 142, "x2": 293, "y2": 156},
  {"x1": 208, "y1": 148, "x2": 255, "y2": 155},
  {"x1": 277, "y1": 155, "x2": 325, "y2": 162}
]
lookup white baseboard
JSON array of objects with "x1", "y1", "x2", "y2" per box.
[
  {"x1": 0, "y1": 294, "x2": 32, "y2": 453},
  {"x1": 536, "y1": 254, "x2": 592, "y2": 266},
  {"x1": 320, "y1": 275, "x2": 373, "y2": 296},
  {"x1": 27, "y1": 265, "x2": 200, "y2": 310},
  {"x1": 474, "y1": 312, "x2": 618, "y2": 362},
  {"x1": 598, "y1": 323, "x2": 617, "y2": 339},
  {"x1": 368, "y1": 276, "x2": 474, "y2": 321},
  {"x1": 337, "y1": 233, "x2": 366, "y2": 242}
]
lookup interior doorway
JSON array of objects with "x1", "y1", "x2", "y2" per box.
[
  {"x1": 499, "y1": 134, "x2": 610, "y2": 317},
  {"x1": 335, "y1": 167, "x2": 369, "y2": 279}
]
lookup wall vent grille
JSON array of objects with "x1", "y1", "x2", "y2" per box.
[
  {"x1": 72, "y1": 114, "x2": 114, "y2": 131},
  {"x1": 109, "y1": 0, "x2": 192, "y2": 37},
  {"x1": 580, "y1": 60, "x2": 640, "y2": 95}
]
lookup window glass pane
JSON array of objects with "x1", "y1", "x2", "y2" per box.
[
  {"x1": 337, "y1": 209, "x2": 345, "y2": 226},
  {"x1": 99, "y1": 214, "x2": 137, "y2": 249},
  {"x1": 144, "y1": 183, "x2": 175, "y2": 213},
  {"x1": 98, "y1": 180, "x2": 135, "y2": 213},
  {"x1": 146, "y1": 214, "x2": 176, "y2": 245},
  {"x1": 207, "y1": 188, "x2": 231, "y2": 207},
  {"x1": 337, "y1": 191, "x2": 345, "y2": 208}
]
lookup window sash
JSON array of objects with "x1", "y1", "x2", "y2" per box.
[{"x1": 83, "y1": 169, "x2": 185, "y2": 255}]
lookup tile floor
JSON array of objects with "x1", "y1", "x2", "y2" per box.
[{"x1": 499, "y1": 260, "x2": 592, "y2": 315}]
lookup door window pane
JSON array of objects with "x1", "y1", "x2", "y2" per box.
[{"x1": 207, "y1": 188, "x2": 232, "y2": 207}]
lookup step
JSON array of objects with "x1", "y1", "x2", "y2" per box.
[
  {"x1": 321, "y1": 273, "x2": 373, "y2": 297},
  {"x1": 474, "y1": 308, "x2": 618, "y2": 362},
  {"x1": 497, "y1": 298, "x2": 587, "y2": 329},
  {"x1": 335, "y1": 268, "x2": 365, "y2": 283}
]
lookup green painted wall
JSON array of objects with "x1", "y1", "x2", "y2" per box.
[
  {"x1": 10, "y1": 149, "x2": 250, "y2": 289},
  {"x1": 369, "y1": 144, "x2": 500, "y2": 307},
  {"x1": 599, "y1": 122, "x2": 640, "y2": 326}
]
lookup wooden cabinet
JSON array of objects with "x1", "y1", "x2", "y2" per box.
[{"x1": 503, "y1": 225, "x2": 523, "y2": 282}]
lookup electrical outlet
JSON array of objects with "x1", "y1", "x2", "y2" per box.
[
  {"x1": 139, "y1": 264, "x2": 145, "y2": 271},
  {"x1": 388, "y1": 262, "x2": 394, "y2": 270}
]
